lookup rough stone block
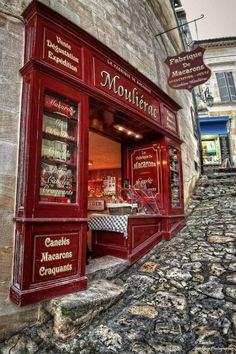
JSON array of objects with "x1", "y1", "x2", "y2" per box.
[
  {"x1": 0, "y1": 144, "x2": 17, "y2": 176},
  {"x1": 0, "y1": 282, "x2": 10, "y2": 302},
  {"x1": 89, "y1": 3, "x2": 106, "y2": 19},
  {"x1": 0, "y1": 14, "x2": 8, "y2": 28},
  {"x1": 86, "y1": 255, "x2": 129, "y2": 281},
  {"x1": 0, "y1": 175, "x2": 16, "y2": 210},
  {"x1": 49, "y1": 2, "x2": 81, "y2": 27},
  {"x1": 0, "y1": 300, "x2": 40, "y2": 340},
  {"x1": 46, "y1": 279, "x2": 125, "y2": 338},
  {"x1": 6, "y1": 19, "x2": 23, "y2": 40},
  {"x1": 0, "y1": 211, "x2": 14, "y2": 245},
  {"x1": 0, "y1": 82, "x2": 22, "y2": 112},
  {"x1": 0, "y1": 110, "x2": 19, "y2": 142},
  {"x1": 0, "y1": 246, "x2": 13, "y2": 283}
]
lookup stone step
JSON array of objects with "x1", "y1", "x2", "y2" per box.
[
  {"x1": 203, "y1": 168, "x2": 236, "y2": 176},
  {"x1": 45, "y1": 279, "x2": 125, "y2": 338},
  {"x1": 207, "y1": 173, "x2": 236, "y2": 179},
  {"x1": 197, "y1": 177, "x2": 236, "y2": 187},
  {"x1": 86, "y1": 255, "x2": 129, "y2": 281},
  {"x1": 44, "y1": 256, "x2": 129, "y2": 338},
  {"x1": 199, "y1": 179, "x2": 236, "y2": 186}
]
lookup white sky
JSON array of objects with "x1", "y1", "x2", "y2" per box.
[{"x1": 180, "y1": 0, "x2": 236, "y2": 40}]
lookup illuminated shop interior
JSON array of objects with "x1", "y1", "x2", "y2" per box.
[
  {"x1": 88, "y1": 97, "x2": 162, "y2": 205},
  {"x1": 201, "y1": 135, "x2": 221, "y2": 165}
]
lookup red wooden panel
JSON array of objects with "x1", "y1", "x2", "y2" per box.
[
  {"x1": 130, "y1": 146, "x2": 160, "y2": 195},
  {"x1": 161, "y1": 104, "x2": 178, "y2": 136},
  {"x1": 92, "y1": 230, "x2": 128, "y2": 260},
  {"x1": 129, "y1": 222, "x2": 161, "y2": 249},
  {"x1": 93, "y1": 55, "x2": 161, "y2": 124},
  {"x1": 93, "y1": 231, "x2": 127, "y2": 247},
  {"x1": 33, "y1": 233, "x2": 79, "y2": 283},
  {"x1": 42, "y1": 27, "x2": 82, "y2": 79}
]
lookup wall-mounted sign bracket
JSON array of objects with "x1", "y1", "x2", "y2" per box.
[{"x1": 155, "y1": 14, "x2": 204, "y2": 38}]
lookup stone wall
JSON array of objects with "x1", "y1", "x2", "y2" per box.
[
  {"x1": 0, "y1": 0, "x2": 200, "y2": 337},
  {"x1": 0, "y1": 7, "x2": 24, "y2": 302}
]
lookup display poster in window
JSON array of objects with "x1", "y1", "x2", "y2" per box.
[
  {"x1": 130, "y1": 147, "x2": 159, "y2": 195},
  {"x1": 40, "y1": 93, "x2": 78, "y2": 204},
  {"x1": 103, "y1": 176, "x2": 116, "y2": 196}
]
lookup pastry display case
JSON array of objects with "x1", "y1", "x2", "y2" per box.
[{"x1": 40, "y1": 93, "x2": 78, "y2": 204}]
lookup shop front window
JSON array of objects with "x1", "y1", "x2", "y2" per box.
[
  {"x1": 87, "y1": 130, "x2": 160, "y2": 215},
  {"x1": 40, "y1": 93, "x2": 78, "y2": 203},
  {"x1": 201, "y1": 135, "x2": 221, "y2": 165}
]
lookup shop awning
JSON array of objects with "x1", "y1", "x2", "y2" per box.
[{"x1": 199, "y1": 116, "x2": 229, "y2": 135}]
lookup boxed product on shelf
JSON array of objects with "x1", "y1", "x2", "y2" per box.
[
  {"x1": 106, "y1": 203, "x2": 137, "y2": 215},
  {"x1": 43, "y1": 114, "x2": 68, "y2": 138},
  {"x1": 40, "y1": 187, "x2": 71, "y2": 203},
  {"x1": 41, "y1": 139, "x2": 67, "y2": 161}
]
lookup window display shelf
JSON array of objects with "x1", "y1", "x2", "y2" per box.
[
  {"x1": 42, "y1": 131, "x2": 77, "y2": 145},
  {"x1": 41, "y1": 157, "x2": 76, "y2": 169},
  {"x1": 40, "y1": 187, "x2": 75, "y2": 193},
  {"x1": 44, "y1": 109, "x2": 77, "y2": 121}
]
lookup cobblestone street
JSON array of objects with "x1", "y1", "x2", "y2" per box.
[{"x1": 1, "y1": 171, "x2": 236, "y2": 353}]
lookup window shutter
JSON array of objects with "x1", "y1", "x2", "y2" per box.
[
  {"x1": 226, "y1": 72, "x2": 236, "y2": 101},
  {"x1": 216, "y1": 72, "x2": 230, "y2": 102}
]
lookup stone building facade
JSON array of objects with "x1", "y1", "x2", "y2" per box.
[
  {"x1": 0, "y1": 0, "x2": 200, "y2": 337},
  {"x1": 195, "y1": 37, "x2": 236, "y2": 167}
]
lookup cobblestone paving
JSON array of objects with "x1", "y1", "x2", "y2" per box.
[{"x1": 1, "y1": 172, "x2": 236, "y2": 353}]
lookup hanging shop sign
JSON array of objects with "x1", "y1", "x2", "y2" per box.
[{"x1": 165, "y1": 46, "x2": 211, "y2": 91}]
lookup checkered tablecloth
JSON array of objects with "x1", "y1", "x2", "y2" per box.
[{"x1": 88, "y1": 214, "x2": 129, "y2": 238}]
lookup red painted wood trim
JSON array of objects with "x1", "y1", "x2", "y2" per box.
[{"x1": 14, "y1": 218, "x2": 88, "y2": 223}]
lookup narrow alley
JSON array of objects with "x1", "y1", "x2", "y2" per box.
[{"x1": 1, "y1": 170, "x2": 235, "y2": 353}]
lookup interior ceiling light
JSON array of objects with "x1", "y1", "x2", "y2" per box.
[
  {"x1": 88, "y1": 160, "x2": 93, "y2": 166},
  {"x1": 113, "y1": 125, "x2": 143, "y2": 139}
]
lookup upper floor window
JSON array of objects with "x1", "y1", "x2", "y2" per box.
[{"x1": 216, "y1": 72, "x2": 236, "y2": 102}]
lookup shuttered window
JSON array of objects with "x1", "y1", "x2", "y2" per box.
[{"x1": 216, "y1": 72, "x2": 236, "y2": 102}]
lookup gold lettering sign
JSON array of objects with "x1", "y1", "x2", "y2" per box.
[
  {"x1": 93, "y1": 57, "x2": 160, "y2": 123},
  {"x1": 100, "y1": 71, "x2": 158, "y2": 120},
  {"x1": 42, "y1": 28, "x2": 82, "y2": 78},
  {"x1": 33, "y1": 233, "x2": 79, "y2": 282}
]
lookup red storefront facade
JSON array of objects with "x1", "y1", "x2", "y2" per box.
[{"x1": 10, "y1": 1, "x2": 185, "y2": 305}]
